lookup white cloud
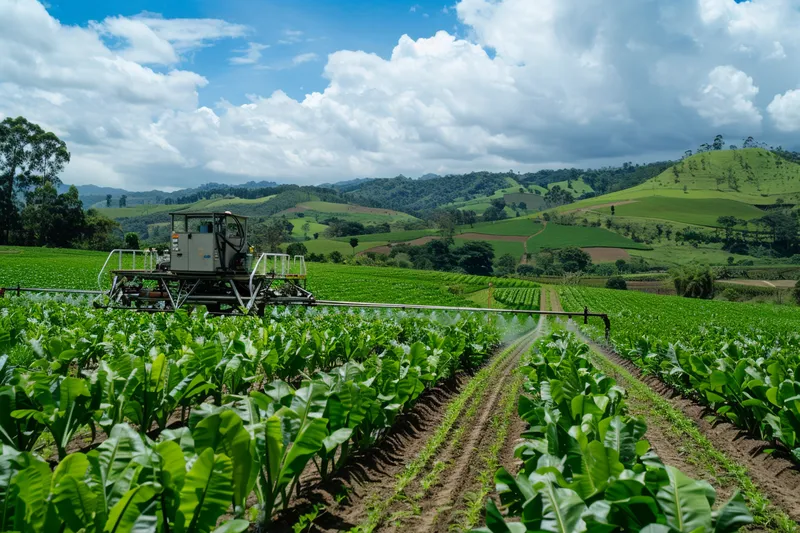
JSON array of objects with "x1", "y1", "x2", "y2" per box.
[
  {"x1": 93, "y1": 13, "x2": 249, "y2": 65},
  {"x1": 682, "y1": 66, "x2": 762, "y2": 127},
  {"x1": 278, "y1": 29, "x2": 304, "y2": 45},
  {"x1": 230, "y1": 42, "x2": 269, "y2": 65},
  {"x1": 768, "y1": 89, "x2": 800, "y2": 132},
  {"x1": 292, "y1": 52, "x2": 318, "y2": 65},
  {"x1": 5, "y1": 0, "x2": 800, "y2": 190}
]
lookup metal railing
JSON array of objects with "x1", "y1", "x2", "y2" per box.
[
  {"x1": 97, "y1": 249, "x2": 158, "y2": 290},
  {"x1": 249, "y1": 253, "x2": 307, "y2": 293}
]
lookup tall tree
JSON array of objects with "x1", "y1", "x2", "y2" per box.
[
  {"x1": 106, "y1": 194, "x2": 112, "y2": 207},
  {"x1": 0, "y1": 117, "x2": 70, "y2": 244},
  {"x1": 118, "y1": 194, "x2": 127, "y2": 208}
]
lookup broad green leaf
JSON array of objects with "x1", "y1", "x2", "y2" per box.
[
  {"x1": 713, "y1": 491, "x2": 753, "y2": 533},
  {"x1": 656, "y1": 466, "x2": 713, "y2": 533},
  {"x1": 176, "y1": 449, "x2": 234, "y2": 533},
  {"x1": 104, "y1": 483, "x2": 159, "y2": 533}
]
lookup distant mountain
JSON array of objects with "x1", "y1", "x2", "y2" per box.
[
  {"x1": 418, "y1": 173, "x2": 441, "y2": 181},
  {"x1": 323, "y1": 177, "x2": 377, "y2": 192}
]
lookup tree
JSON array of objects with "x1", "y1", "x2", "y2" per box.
[
  {"x1": 605, "y1": 276, "x2": 627, "y2": 290},
  {"x1": 490, "y1": 198, "x2": 506, "y2": 210},
  {"x1": 454, "y1": 241, "x2": 494, "y2": 276},
  {"x1": 0, "y1": 117, "x2": 70, "y2": 244},
  {"x1": 119, "y1": 195, "x2": 127, "y2": 208},
  {"x1": 717, "y1": 216, "x2": 745, "y2": 242},
  {"x1": 124, "y1": 232, "x2": 140, "y2": 250},
  {"x1": 555, "y1": 247, "x2": 592, "y2": 272},
  {"x1": 256, "y1": 218, "x2": 292, "y2": 252},
  {"x1": 610, "y1": 205, "x2": 615, "y2": 216},
  {"x1": 516, "y1": 264, "x2": 540, "y2": 276},
  {"x1": 20, "y1": 182, "x2": 85, "y2": 247},
  {"x1": 328, "y1": 250, "x2": 344, "y2": 263},
  {"x1": 434, "y1": 211, "x2": 457, "y2": 244},
  {"x1": 756, "y1": 211, "x2": 799, "y2": 255},
  {"x1": 106, "y1": 194, "x2": 112, "y2": 208},
  {"x1": 743, "y1": 136, "x2": 756, "y2": 148},
  {"x1": 462, "y1": 210, "x2": 477, "y2": 227},
  {"x1": 302, "y1": 221, "x2": 311, "y2": 239},
  {"x1": 286, "y1": 242, "x2": 308, "y2": 257},
  {"x1": 518, "y1": 201, "x2": 527, "y2": 210},
  {"x1": 494, "y1": 253, "x2": 517, "y2": 277},
  {"x1": 483, "y1": 205, "x2": 507, "y2": 222},
  {"x1": 349, "y1": 237, "x2": 359, "y2": 254},
  {"x1": 313, "y1": 232, "x2": 319, "y2": 240},
  {"x1": 793, "y1": 280, "x2": 800, "y2": 305},
  {"x1": 712, "y1": 134, "x2": 725, "y2": 151}
]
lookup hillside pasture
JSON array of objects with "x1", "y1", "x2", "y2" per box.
[
  {"x1": 527, "y1": 223, "x2": 650, "y2": 253},
  {"x1": 548, "y1": 177, "x2": 594, "y2": 195},
  {"x1": 464, "y1": 218, "x2": 543, "y2": 236},
  {"x1": 594, "y1": 196, "x2": 765, "y2": 227},
  {"x1": 503, "y1": 192, "x2": 546, "y2": 210}
]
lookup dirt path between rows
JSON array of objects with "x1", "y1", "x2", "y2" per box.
[
  {"x1": 271, "y1": 326, "x2": 543, "y2": 532},
  {"x1": 386, "y1": 326, "x2": 541, "y2": 533},
  {"x1": 546, "y1": 286, "x2": 563, "y2": 312},
  {"x1": 545, "y1": 289, "x2": 800, "y2": 524}
]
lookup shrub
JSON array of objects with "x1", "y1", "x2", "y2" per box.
[{"x1": 605, "y1": 276, "x2": 627, "y2": 290}]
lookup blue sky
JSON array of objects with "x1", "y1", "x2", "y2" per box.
[
  {"x1": 49, "y1": 0, "x2": 462, "y2": 105},
  {"x1": 4, "y1": 0, "x2": 800, "y2": 190}
]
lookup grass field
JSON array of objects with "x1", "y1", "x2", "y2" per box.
[
  {"x1": 333, "y1": 228, "x2": 438, "y2": 243},
  {"x1": 288, "y1": 217, "x2": 328, "y2": 238},
  {"x1": 548, "y1": 177, "x2": 593, "y2": 195},
  {"x1": 593, "y1": 197, "x2": 765, "y2": 227},
  {"x1": 453, "y1": 238, "x2": 525, "y2": 259},
  {"x1": 526, "y1": 223, "x2": 650, "y2": 253},
  {"x1": 565, "y1": 149, "x2": 800, "y2": 213},
  {"x1": 463, "y1": 218, "x2": 543, "y2": 236},
  {"x1": 629, "y1": 243, "x2": 752, "y2": 266}
]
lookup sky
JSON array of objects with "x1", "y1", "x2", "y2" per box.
[{"x1": 2, "y1": 0, "x2": 800, "y2": 191}]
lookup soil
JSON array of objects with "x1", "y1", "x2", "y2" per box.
[
  {"x1": 588, "y1": 340, "x2": 800, "y2": 522},
  {"x1": 270, "y1": 327, "x2": 543, "y2": 532},
  {"x1": 718, "y1": 279, "x2": 795, "y2": 289},
  {"x1": 388, "y1": 330, "x2": 533, "y2": 533},
  {"x1": 581, "y1": 247, "x2": 630, "y2": 262},
  {"x1": 543, "y1": 280, "x2": 800, "y2": 523}
]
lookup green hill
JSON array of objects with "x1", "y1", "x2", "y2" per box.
[{"x1": 572, "y1": 148, "x2": 800, "y2": 207}]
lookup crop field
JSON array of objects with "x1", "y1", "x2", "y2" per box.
[
  {"x1": 1, "y1": 245, "x2": 798, "y2": 531},
  {"x1": 559, "y1": 286, "x2": 800, "y2": 487},
  {"x1": 526, "y1": 223, "x2": 650, "y2": 252}
]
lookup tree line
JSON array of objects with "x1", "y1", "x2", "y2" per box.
[{"x1": 0, "y1": 117, "x2": 120, "y2": 249}]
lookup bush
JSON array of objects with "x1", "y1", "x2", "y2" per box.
[
  {"x1": 285, "y1": 242, "x2": 308, "y2": 257},
  {"x1": 670, "y1": 265, "x2": 714, "y2": 299},
  {"x1": 328, "y1": 250, "x2": 344, "y2": 263},
  {"x1": 124, "y1": 232, "x2": 140, "y2": 250},
  {"x1": 605, "y1": 276, "x2": 627, "y2": 290},
  {"x1": 516, "y1": 264, "x2": 541, "y2": 277},
  {"x1": 794, "y1": 280, "x2": 800, "y2": 305}
]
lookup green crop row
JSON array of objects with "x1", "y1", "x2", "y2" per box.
[
  {"x1": 558, "y1": 286, "x2": 800, "y2": 463},
  {"x1": 0, "y1": 297, "x2": 504, "y2": 531},
  {"x1": 493, "y1": 288, "x2": 540, "y2": 310},
  {"x1": 474, "y1": 330, "x2": 753, "y2": 533}
]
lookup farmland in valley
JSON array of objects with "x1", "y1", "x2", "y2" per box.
[{"x1": 2, "y1": 248, "x2": 800, "y2": 532}]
